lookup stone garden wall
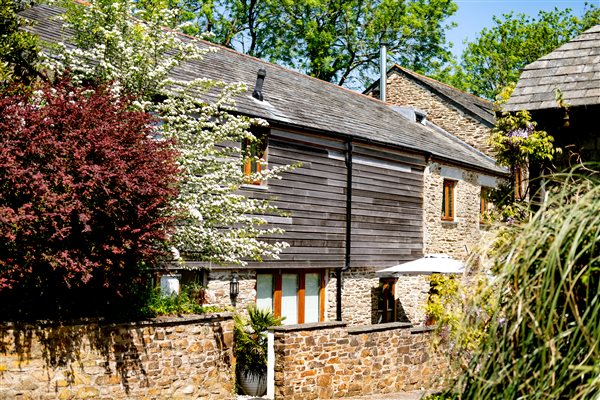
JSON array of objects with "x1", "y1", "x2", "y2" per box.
[
  {"x1": 0, "y1": 314, "x2": 234, "y2": 399},
  {"x1": 271, "y1": 321, "x2": 450, "y2": 399}
]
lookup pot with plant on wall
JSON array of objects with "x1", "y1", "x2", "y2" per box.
[{"x1": 234, "y1": 305, "x2": 283, "y2": 396}]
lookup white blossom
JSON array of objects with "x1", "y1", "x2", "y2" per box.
[{"x1": 49, "y1": 0, "x2": 292, "y2": 266}]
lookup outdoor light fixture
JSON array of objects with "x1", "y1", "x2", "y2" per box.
[{"x1": 230, "y1": 276, "x2": 239, "y2": 304}]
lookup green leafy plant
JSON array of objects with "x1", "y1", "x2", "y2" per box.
[
  {"x1": 0, "y1": 0, "x2": 42, "y2": 90},
  {"x1": 144, "y1": 283, "x2": 222, "y2": 316},
  {"x1": 491, "y1": 84, "x2": 556, "y2": 172},
  {"x1": 424, "y1": 272, "x2": 499, "y2": 372},
  {"x1": 437, "y1": 168, "x2": 600, "y2": 399},
  {"x1": 233, "y1": 305, "x2": 283, "y2": 383}
]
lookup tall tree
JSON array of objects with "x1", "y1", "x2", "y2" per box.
[
  {"x1": 173, "y1": 0, "x2": 457, "y2": 88},
  {"x1": 456, "y1": 5, "x2": 599, "y2": 100}
]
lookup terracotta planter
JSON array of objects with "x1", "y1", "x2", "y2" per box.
[{"x1": 238, "y1": 372, "x2": 267, "y2": 397}]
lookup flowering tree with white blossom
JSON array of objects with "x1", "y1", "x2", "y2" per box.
[{"x1": 49, "y1": 0, "x2": 290, "y2": 265}]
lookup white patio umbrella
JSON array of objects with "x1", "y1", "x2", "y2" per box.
[{"x1": 376, "y1": 254, "x2": 465, "y2": 277}]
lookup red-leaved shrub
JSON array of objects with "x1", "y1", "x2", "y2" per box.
[{"x1": 0, "y1": 79, "x2": 178, "y2": 295}]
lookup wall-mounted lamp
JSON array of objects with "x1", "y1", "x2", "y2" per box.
[{"x1": 230, "y1": 276, "x2": 239, "y2": 305}]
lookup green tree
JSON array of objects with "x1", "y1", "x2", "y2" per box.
[
  {"x1": 171, "y1": 0, "x2": 457, "y2": 88},
  {"x1": 456, "y1": 5, "x2": 599, "y2": 100},
  {"x1": 0, "y1": 0, "x2": 42, "y2": 89}
]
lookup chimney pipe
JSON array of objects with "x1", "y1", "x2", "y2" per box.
[
  {"x1": 379, "y1": 45, "x2": 386, "y2": 102},
  {"x1": 252, "y1": 68, "x2": 267, "y2": 101}
]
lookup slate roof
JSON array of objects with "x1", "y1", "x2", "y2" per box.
[
  {"x1": 363, "y1": 65, "x2": 496, "y2": 126},
  {"x1": 505, "y1": 25, "x2": 600, "y2": 112},
  {"x1": 21, "y1": 5, "x2": 504, "y2": 175}
]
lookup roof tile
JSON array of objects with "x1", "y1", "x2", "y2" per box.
[
  {"x1": 506, "y1": 24, "x2": 600, "y2": 111},
  {"x1": 22, "y1": 4, "x2": 503, "y2": 174}
]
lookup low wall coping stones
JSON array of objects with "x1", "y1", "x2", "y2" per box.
[
  {"x1": 269, "y1": 321, "x2": 346, "y2": 332},
  {"x1": 0, "y1": 312, "x2": 234, "y2": 329},
  {"x1": 348, "y1": 322, "x2": 412, "y2": 334},
  {"x1": 410, "y1": 325, "x2": 436, "y2": 334}
]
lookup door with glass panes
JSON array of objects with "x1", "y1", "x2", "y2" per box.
[{"x1": 256, "y1": 270, "x2": 325, "y2": 324}]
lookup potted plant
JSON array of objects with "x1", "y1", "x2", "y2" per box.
[{"x1": 234, "y1": 305, "x2": 283, "y2": 396}]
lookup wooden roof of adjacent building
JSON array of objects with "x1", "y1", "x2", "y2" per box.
[
  {"x1": 505, "y1": 24, "x2": 600, "y2": 112},
  {"x1": 22, "y1": 5, "x2": 504, "y2": 175},
  {"x1": 363, "y1": 65, "x2": 496, "y2": 127}
]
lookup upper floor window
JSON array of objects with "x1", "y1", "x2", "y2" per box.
[
  {"x1": 242, "y1": 128, "x2": 268, "y2": 185},
  {"x1": 442, "y1": 179, "x2": 456, "y2": 221}
]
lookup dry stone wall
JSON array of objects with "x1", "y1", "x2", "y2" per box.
[
  {"x1": 0, "y1": 314, "x2": 234, "y2": 399},
  {"x1": 271, "y1": 322, "x2": 449, "y2": 399},
  {"x1": 384, "y1": 73, "x2": 494, "y2": 156}
]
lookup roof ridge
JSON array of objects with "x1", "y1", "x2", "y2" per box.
[
  {"x1": 392, "y1": 64, "x2": 494, "y2": 106},
  {"x1": 188, "y1": 38, "x2": 393, "y2": 108},
  {"x1": 63, "y1": 0, "x2": 388, "y2": 109}
]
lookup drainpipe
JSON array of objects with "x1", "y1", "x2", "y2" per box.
[
  {"x1": 337, "y1": 138, "x2": 353, "y2": 321},
  {"x1": 380, "y1": 44, "x2": 386, "y2": 102}
]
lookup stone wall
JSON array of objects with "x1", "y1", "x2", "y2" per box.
[
  {"x1": 206, "y1": 267, "x2": 379, "y2": 327},
  {"x1": 205, "y1": 269, "x2": 256, "y2": 314},
  {"x1": 424, "y1": 162, "x2": 484, "y2": 261},
  {"x1": 384, "y1": 72, "x2": 494, "y2": 157},
  {"x1": 326, "y1": 267, "x2": 380, "y2": 326},
  {"x1": 271, "y1": 322, "x2": 449, "y2": 399},
  {"x1": 395, "y1": 275, "x2": 431, "y2": 325},
  {"x1": 0, "y1": 314, "x2": 234, "y2": 399}
]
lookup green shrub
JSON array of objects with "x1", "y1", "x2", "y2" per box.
[
  {"x1": 143, "y1": 284, "x2": 222, "y2": 317},
  {"x1": 454, "y1": 169, "x2": 600, "y2": 399},
  {"x1": 234, "y1": 305, "x2": 283, "y2": 381}
]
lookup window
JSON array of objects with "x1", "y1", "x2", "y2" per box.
[
  {"x1": 256, "y1": 270, "x2": 325, "y2": 325},
  {"x1": 442, "y1": 179, "x2": 456, "y2": 221},
  {"x1": 242, "y1": 129, "x2": 268, "y2": 185},
  {"x1": 480, "y1": 187, "x2": 491, "y2": 223}
]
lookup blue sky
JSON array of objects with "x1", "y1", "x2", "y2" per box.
[{"x1": 447, "y1": 0, "x2": 596, "y2": 57}]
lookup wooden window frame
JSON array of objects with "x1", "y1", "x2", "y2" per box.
[
  {"x1": 480, "y1": 187, "x2": 489, "y2": 222},
  {"x1": 258, "y1": 269, "x2": 325, "y2": 324},
  {"x1": 378, "y1": 278, "x2": 396, "y2": 323},
  {"x1": 243, "y1": 129, "x2": 268, "y2": 186},
  {"x1": 442, "y1": 179, "x2": 456, "y2": 221}
]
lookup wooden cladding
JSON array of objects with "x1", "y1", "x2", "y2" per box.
[{"x1": 241, "y1": 128, "x2": 425, "y2": 269}]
